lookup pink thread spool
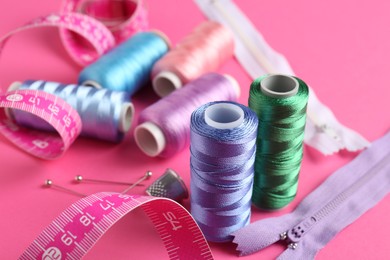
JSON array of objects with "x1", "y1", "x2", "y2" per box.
[
  {"x1": 135, "y1": 73, "x2": 240, "y2": 158},
  {"x1": 151, "y1": 21, "x2": 235, "y2": 97}
]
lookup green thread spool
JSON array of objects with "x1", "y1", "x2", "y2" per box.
[{"x1": 249, "y1": 74, "x2": 309, "y2": 210}]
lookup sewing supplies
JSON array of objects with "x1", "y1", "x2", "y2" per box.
[
  {"x1": 45, "y1": 179, "x2": 88, "y2": 197},
  {"x1": 20, "y1": 192, "x2": 214, "y2": 259},
  {"x1": 190, "y1": 101, "x2": 258, "y2": 242},
  {"x1": 249, "y1": 74, "x2": 309, "y2": 210},
  {"x1": 122, "y1": 171, "x2": 153, "y2": 193},
  {"x1": 135, "y1": 73, "x2": 240, "y2": 157},
  {"x1": 232, "y1": 131, "x2": 390, "y2": 259},
  {"x1": 9, "y1": 80, "x2": 133, "y2": 142},
  {"x1": 47, "y1": 172, "x2": 150, "y2": 197},
  {"x1": 145, "y1": 168, "x2": 188, "y2": 202},
  {"x1": 151, "y1": 21, "x2": 234, "y2": 97},
  {"x1": 74, "y1": 175, "x2": 144, "y2": 187},
  {"x1": 79, "y1": 31, "x2": 170, "y2": 95},
  {"x1": 60, "y1": 0, "x2": 148, "y2": 65},
  {"x1": 194, "y1": 0, "x2": 370, "y2": 155},
  {"x1": 0, "y1": 90, "x2": 81, "y2": 159}
]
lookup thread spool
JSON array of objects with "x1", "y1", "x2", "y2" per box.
[
  {"x1": 249, "y1": 74, "x2": 309, "y2": 210},
  {"x1": 79, "y1": 31, "x2": 170, "y2": 95},
  {"x1": 9, "y1": 80, "x2": 133, "y2": 142},
  {"x1": 151, "y1": 21, "x2": 234, "y2": 97},
  {"x1": 135, "y1": 73, "x2": 240, "y2": 157},
  {"x1": 190, "y1": 101, "x2": 258, "y2": 242}
]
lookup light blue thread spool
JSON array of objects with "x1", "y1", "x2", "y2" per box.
[
  {"x1": 9, "y1": 80, "x2": 133, "y2": 142},
  {"x1": 79, "y1": 31, "x2": 170, "y2": 95}
]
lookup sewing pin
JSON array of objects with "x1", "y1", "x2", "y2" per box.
[
  {"x1": 122, "y1": 171, "x2": 153, "y2": 194},
  {"x1": 74, "y1": 175, "x2": 144, "y2": 186},
  {"x1": 44, "y1": 179, "x2": 87, "y2": 197}
]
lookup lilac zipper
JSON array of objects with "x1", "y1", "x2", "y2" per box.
[
  {"x1": 232, "y1": 131, "x2": 390, "y2": 259},
  {"x1": 283, "y1": 151, "x2": 390, "y2": 250}
]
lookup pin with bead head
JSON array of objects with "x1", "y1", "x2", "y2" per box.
[
  {"x1": 145, "y1": 169, "x2": 188, "y2": 202},
  {"x1": 44, "y1": 179, "x2": 87, "y2": 197},
  {"x1": 122, "y1": 171, "x2": 153, "y2": 194},
  {"x1": 74, "y1": 175, "x2": 145, "y2": 187}
]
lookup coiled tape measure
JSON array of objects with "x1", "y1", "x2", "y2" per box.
[
  {"x1": 20, "y1": 192, "x2": 213, "y2": 259},
  {"x1": 0, "y1": 90, "x2": 81, "y2": 159}
]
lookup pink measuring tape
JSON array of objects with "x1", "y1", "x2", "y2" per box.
[
  {"x1": 0, "y1": 0, "x2": 148, "y2": 158},
  {"x1": 60, "y1": 0, "x2": 148, "y2": 65},
  {"x1": 20, "y1": 192, "x2": 214, "y2": 259},
  {"x1": 0, "y1": 90, "x2": 81, "y2": 159},
  {"x1": 0, "y1": 0, "x2": 147, "y2": 66}
]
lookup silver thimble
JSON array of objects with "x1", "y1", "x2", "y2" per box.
[{"x1": 145, "y1": 169, "x2": 188, "y2": 201}]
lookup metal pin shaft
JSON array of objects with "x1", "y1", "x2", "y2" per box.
[
  {"x1": 122, "y1": 171, "x2": 152, "y2": 194},
  {"x1": 44, "y1": 179, "x2": 87, "y2": 197},
  {"x1": 74, "y1": 175, "x2": 144, "y2": 186}
]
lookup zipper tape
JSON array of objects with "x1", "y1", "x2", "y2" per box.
[
  {"x1": 194, "y1": 0, "x2": 370, "y2": 155},
  {"x1": 0, "y1": 90, "x2": 81, "y2": 159},
  {"x1": 19, "y1": 192, "x2": 214, "y2": 259},
  {"x1": 232, "y1": 131, "x2": 390, "y2": 259}
]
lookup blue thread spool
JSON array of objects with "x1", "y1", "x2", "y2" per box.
[
  {"x1": 9, "y1": 80, "x2": 133, "y2": 142},
  {"x1": 190, "y1": 101, "x2": 258, "y2": 242},
  {"x1": 79, "y1": 31, "x2": 170, "y2": 95}
]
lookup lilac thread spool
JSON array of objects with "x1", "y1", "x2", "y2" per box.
[
  {"x1": 145, "y1": 169, "x2": 188, "y2": 201},
  {"x1": 134, "y1": 73, "x2": 240, "y2": 157}
]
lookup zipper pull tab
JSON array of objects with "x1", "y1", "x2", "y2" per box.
[
  {"x1": 279, "y1": 231, "x2": 298, "y2": 250},
  {"x1": 285, "y1": 216, "x2": 317, "y2": 249}
]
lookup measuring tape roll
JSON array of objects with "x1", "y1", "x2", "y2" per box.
[
  {"x1": 0, "y1": 12, "x2": 115, "y2": 66},
  {"x1": 20, "y1": 192, "x2": 214, "y2": 259},
  {"x1": 60, "y1": 0, "x2": 148, "y2": 65},
  {"x1": 0, "y1": 90, "x2": 81, "y2": 159}
]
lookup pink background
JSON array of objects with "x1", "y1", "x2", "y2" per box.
[{"x1": 0, "y1": 0, "x2": 389, "y2": 259}]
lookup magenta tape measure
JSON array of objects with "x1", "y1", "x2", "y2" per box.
[
  {"x1": 20, "y1": 192, "x2": 214, "y2": 259},
  {"x1": 60, "y1": 0, "x2": 148, "y2": 65},
  {"x1": 0, "y1": 90, "x2": 81, "y2": 159}
]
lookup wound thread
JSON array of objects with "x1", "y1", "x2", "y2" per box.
[
  {"x1": 190, "y1": 101, "x2": 258, "y2": 242},
  {"x1": 249, "y1": 74, "x2": 309, "y2": 210},
  {"x1": 135, "y1": 73, "x2": 240, "y2": 157},
  {"x1": 79, "y1": 31, "x2": 169, "y2": 95},
  {"x1": 151, "y1": 21, "x2": 234, "y2": 97}
]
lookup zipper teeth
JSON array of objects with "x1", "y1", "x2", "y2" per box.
[
  {"x1": 287, "y1": 150, "x2": 390, "y2": 245},
  {"x1": 313, "y1": 151, "x2": 390, "y2": 222}
]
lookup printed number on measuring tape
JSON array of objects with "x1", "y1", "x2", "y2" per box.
[
  {"x1": 0, "y1": 90, "x2": 81, "y2": 159},
  {"x1": 20, "y1": 192, "x2": 214, "y2": 259}
]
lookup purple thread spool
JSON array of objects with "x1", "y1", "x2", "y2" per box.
[
  {"x1": 145, "y1": 169, "x2": 188, "y2": 201},
  {"x1": 134, "y1": 73, "x2": 240, "y2": 157}
]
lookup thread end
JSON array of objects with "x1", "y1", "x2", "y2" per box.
[
  {"x1": 8, "y1": 81, "x2": 22, "y2": 92},
  {"x1": 81, "y1": 80, "x2": 103, "y2": 89},
  {"x1": 119, "y1": 102, "x2": 135, "y2": 133},
  {"x1": 205, "y1": 102, "x2": 244, "y2": 129},
  {"x1": 150, "y1": 30, "x2": 172, "y2": 49},
  {"x1": 153, "y1": 71, "x2": 182, "y2": 97},
  {"x1": 135, "y1": 122, "x2": 166, "y2": 157},
  {"x1": 223, "y1": 74, "x2": 241, "y2": 98},
  {"x1": 260, "y1": 74, "x2": 299, "y2": 98}
]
